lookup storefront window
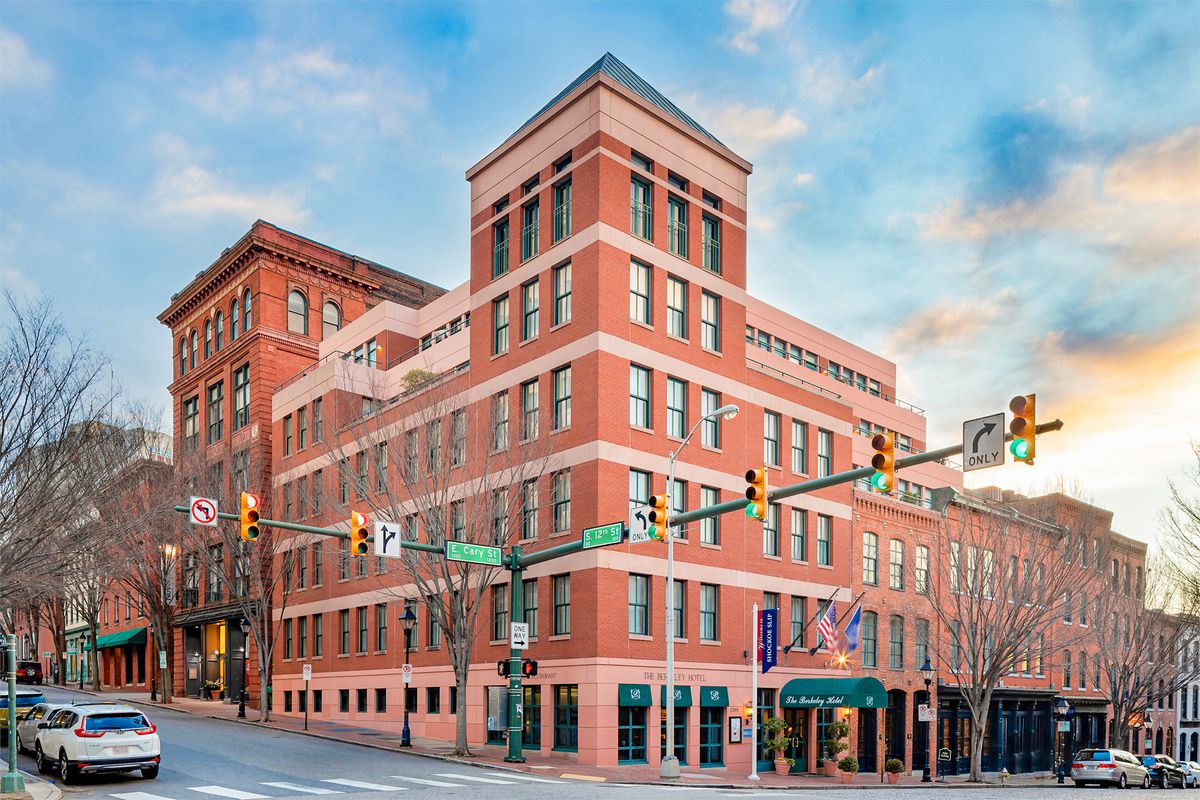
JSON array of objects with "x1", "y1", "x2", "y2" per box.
[
  {"x1": 618, "y1": 706, "x2": 648, "y2": 763},
  {"x1": 553, "y1": 684, "x2": 578, "y2": 751},
  {"x1": 660, "y1": 707, "x2": 687, "y2": 764},
  {"x1": 523, "y1": 686, "x2": 541, "y2": 748}
]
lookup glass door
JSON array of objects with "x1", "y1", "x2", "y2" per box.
[{"x1": 784, "y1": 708, "x2": 809, "y2": 773}]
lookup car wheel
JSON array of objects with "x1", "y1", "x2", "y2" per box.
[
  {"x1": 142, "y1": 765, "x2": 159, "y2": 780},
  {"x1": 1145, "y1": 775, "x2": 1153, "y2": 789},
  {"x1": 1119, "y1": 774, "x2": 1128, "y2": 789},
  {"x1": 1165, "y1": 774, "x2": 1172, "y2": 789},
  {"x1": 58, "y1": 750, "x2": 77, "y2": 785},
  {"x1": 34, "y1": 743, "x2": 49, "y2": 775}
]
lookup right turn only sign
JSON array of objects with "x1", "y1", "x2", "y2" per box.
[{"x1": 963, "y1": 413, "x2": 1005, "y2": 472}]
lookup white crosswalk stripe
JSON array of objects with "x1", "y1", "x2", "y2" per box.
[
  {"x1": 260, "y1": 783, "x2": 343, "y2": 795},
  {"x1": 386, "y1": 776, "x2": 465, "y2": 788},
  {"x1": 433, "y1": 773, "x2": 515, "y2": 785},
  {"x1": 111, "y1": 793, "x2": 176, "y2": 800},
  {"x1": 320, "y1": 780, "x2": 408, "y2": 792},
  {"x1": 484, "y1": 772, "x2": 565, "y2": 783},
  {"x1": 190, "y1": 788, "x2": 269, "y2": 799}
]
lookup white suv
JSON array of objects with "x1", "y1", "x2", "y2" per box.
[{"x1": 34, "y1": 704, "x2": 160, "y2": 784}]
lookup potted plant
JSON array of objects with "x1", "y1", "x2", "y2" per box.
[
  {"x1": 823, "y1": 719, "x2": 850, "y2": 776},
  {"x1": 762, "y1": 716, "x2": 791, "y2": 773},
  {"x1": 838, "y1": 756, "x2": 859, "y2": 784},
  {"x1": 203, "y1": 680, "x2": 221, "y2": 700},
  {"x1": 885, "y1": 758, "x2": 904, "y2": 784}
]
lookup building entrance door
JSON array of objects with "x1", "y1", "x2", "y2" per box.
[
  {"x1": 784, "y1": 708, "x2": 808, "y2": 773},
  {"x1": 858, "y1": 709, "x2": 878, "y2": 773}
]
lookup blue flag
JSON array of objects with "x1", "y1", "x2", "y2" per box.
[
  {"x1": 759, "y1": 609, "x2": 779, "y2": 673},
  {"x1": 843, "y1": 606, "x2": 862, "y2": 652}
]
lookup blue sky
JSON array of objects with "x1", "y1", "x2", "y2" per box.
[{"x1": 2, "y1": 0, "x2": 1197, "y2": 542}]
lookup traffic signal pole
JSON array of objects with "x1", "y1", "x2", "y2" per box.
[{"x1": 505, "y1": 547, "x2": 525, "y2": 763}]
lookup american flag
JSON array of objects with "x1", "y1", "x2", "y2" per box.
[{"x1": 816, "y1": 600, "x2": 838, "y2": 649}]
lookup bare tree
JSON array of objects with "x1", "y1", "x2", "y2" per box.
[
  {"x1": 1163, "y1": 443, "x2": 1200, "y2": 607},
  {"x1": 926, "y1": 491, "x2": 1103, "y2": 781},
  {"x1": 315, "y1": 365, "x2": 558, "y2": 755}
]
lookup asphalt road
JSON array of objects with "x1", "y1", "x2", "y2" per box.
[{"x1": 10, "y1": 686, "x2": 1195, "y2": 799}]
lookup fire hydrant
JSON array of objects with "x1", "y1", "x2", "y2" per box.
[{"x1": 1000, "y1": 767, "x2": 1010, "y2": 786}]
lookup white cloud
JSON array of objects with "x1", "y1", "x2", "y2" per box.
[
  {"x1": 797, "y1": 56, "x2": 886, "y2": 107},
  {"x1": 0, "y1": 28, "x2": 53, "y2": 90},
  {"x1": 793, "y1": 172, "x2": 816, "y2": 187},
  {"x1": 708, "y1": 104, "x2": 808, "y2": 157},
  {"x1": 724, "y1": 0, "x2": 799, "y2": 54}
]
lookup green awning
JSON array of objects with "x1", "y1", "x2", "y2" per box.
[
  {"x1": 618, "y1": 683, "x2": 652, "y2": 707},
  {"x1": 84, "y1": 627, "x2": 147, "y2": 651},
  {"x1": 780, "y1": 676, "x2": 888, "y2": 709},
  {"x1": 699, "y1": 686, "x2": 729, "y2": 707},
  {"x1": 660, "y1": 685, "x2": 692, "y2": 707}
]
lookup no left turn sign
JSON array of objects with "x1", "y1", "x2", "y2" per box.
[{"x1": 189, "y1": 496, "x2": 219, "y2": 527}]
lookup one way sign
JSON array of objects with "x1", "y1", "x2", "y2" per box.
[
  {"x1": 963, "y1": 413, "x2": 1005, "y2": 473},
  {"x1": 374, "y1": 520, "x2": 401, "y2": 557}
]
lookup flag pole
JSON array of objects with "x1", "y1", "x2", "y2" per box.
[{"x1": 749, "y1": 601, "x2": 759, "y2": 782}]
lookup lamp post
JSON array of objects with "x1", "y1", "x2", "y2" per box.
[
  {"x1": 661, "y1": 403, "x2": 739, "y2": 780},
  {"x1": 78, "y1": 632, "x2": 88, "y2": 690},
  {"x1": 1055, "y1": 698, "x2": 1071, "y2": 784},
  {"x1": 399, "y1": 605, "x2": 417, "y2": 748},
  {"x1": 149, "y1": 624, "x2": 157, "y2": 702},
  {"x1": 920, "y1": 658, "x2": 934, "y2": 782},
  {"x1": 237, "y1": 618, "x2": 250, "y2": 719}
]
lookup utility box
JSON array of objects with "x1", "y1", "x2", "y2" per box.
[{"x1": 487, "y1": 685, "x2": 508, "y2": 732}]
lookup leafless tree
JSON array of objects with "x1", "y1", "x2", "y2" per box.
[
  {"x1": 926, "y1": 491, "x2": 1104, "y2": 781},
  {"x1": 1162, "y1": 443, "x2": 1200, "y2": 607},
  {"x1": 314, "y1": 365, "x2": 558, "y2": 754}
]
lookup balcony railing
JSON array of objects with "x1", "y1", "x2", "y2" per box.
[
  {"x1": 493, "y1": 240, "x2": 509, "y2": 277},
  {"x1": 703, "y1": 234, "x2": 720, "y2": 272},
  {"x1": 522, "y1": 221, "x2": 539, "y2": 261},
  {"x1": 668, "y1": 219, "x2": 688, "y2": 258},
  {"x1": 631, "y1": 201, "x2": 652, "y2": 240},
  {"x1": 553, "y1": 203, "x2": 571, "y2": 242}
]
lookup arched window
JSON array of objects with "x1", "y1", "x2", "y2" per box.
[
  {"x1": 322, "y1": 301, "x2": 341, "y2": 339},
  {"x1": 215, "y1": 311, "x2": 224, "y2": 352},
  {"x1": 243, "y1": 289, "x2": 252, "y2": 331},
  {"x1": 179, "y1": 338, "x2": 187, "y2": 377},
  {"x1": 230, "y1": 298, "x2": 239, "y2": 342},
  {"x1": 190, "y1": 331, "x2": 198, "y2": 370},
  {"x1": 288, "y1": 290, "x2": 308, "y2": 334},
  {"x1": 204, "y1": 321, "x2": 212, "y2": 358}
]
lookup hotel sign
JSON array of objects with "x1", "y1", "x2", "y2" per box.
[{"x1": 783, "y1": 694, "x2": 849, "y2": 708}]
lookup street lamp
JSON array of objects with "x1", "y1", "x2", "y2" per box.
[
  {"x1": 79, "y1": 632, "x2": 88, "y2": 691},
  {"x1": 920, "y1": 658, "x2": 934, "y2": 782},
  {"x1": 399, "y1": 605, "x2": 417, "y2": 748},
  {"x1": 1054, "y1": 698, "x2": 1071, "y2": 784},
  {"x1": 662, "y1": 403, "x2": 739, "y2": 780},
  {"x1": 237, "y1": 618, "x2": 250, "y2": 719}
]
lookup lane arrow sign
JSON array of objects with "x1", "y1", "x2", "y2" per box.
[{"x1": 972, "y1": 421, "x2": 996, "y2": 454}]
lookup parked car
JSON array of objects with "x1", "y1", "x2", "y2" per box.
[
  {"x1": 1071, "y1": 747, "x2": 1150, "y2": 789},
  {"x1": 0, "y1": 684, "x2": 46, "y2": 747},
  {"x1": 1141, "y1": 754, "x2": 1188, "y2": 789},
  {"x1": 34, "y1": 704, "x2": 160, "y2": 784},
  {"x1": 1184, "y1": 761, "x2": 1200, "y2": 788},
  {"x1": 15, "y1": 661, "x2": 43, "y2": 685},
  {"x1": 14, "y1": 702, "x2": 64, "y2": 755}
]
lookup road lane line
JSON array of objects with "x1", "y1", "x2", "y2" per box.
[
  {"x1": 111, "y1": 793, "x2": 177, "y2": 800},
  {"x1": 190, "y1": 788, "x2": 270, "y2": 799},
  {"x1": 320, "y1": 780, "x2": 408, "y2": 792},
  {"x1": 433, "y1": 773, "x2": 515, "y2": 785},
  {"x1": 484, "y1": 772, "x2": 565, "y2": 783},
  {"x1": 387, "y1": 776, "x2": 465, "y2": 788},
  {"x1": 260, "y1": 783, "x2": 343, "y2": 795}
]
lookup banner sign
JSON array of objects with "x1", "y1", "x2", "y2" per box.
[{"x1": 758, "y1": 609, "x2": 778, "y2": 674}]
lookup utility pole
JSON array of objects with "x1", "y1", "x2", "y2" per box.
[
  {"x1": 3, "y1": 634, "x2": 27, "y2": 793},
  {"x1": 505, "y1": 547, "x2": 525, "y2": 763}
]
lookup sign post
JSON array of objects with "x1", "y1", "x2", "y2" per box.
[
  {"x1": 963, "y1": 414, "x2": 1005, "y2": 472},
  {"x1": 749, "y1": 602, "x2": 759, "y2": 782},
  {"x1": 510, "y1": 622, "x2": 529, "y2": 650},
  {"x1": 3, "y1": 634, "x2": 26, "y2": 793},
  {"x1": 302, "y1": 664, "x2": 311, "y2": 730},
  {"x1": 505, "y1": 546, "x2": 526, "y2": 764}
]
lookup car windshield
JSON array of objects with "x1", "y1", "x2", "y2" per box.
[
  {"x1": 83, "y1": 713, "x2": 150, "y2": 731},
  {"x1": 1078, "y1": 750, "x2": 1111, "y2": 761}
]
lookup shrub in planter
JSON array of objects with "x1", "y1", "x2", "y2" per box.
[
  {"x1": 885, "y1": 758, "x2": 904, "y2": 783},
  {"x1": 823, "y1": 720, "x2": 850, "y2": 776},
  {"x1": 763, "y1": 716, "x2": 791, "y2": 772},
  {"x1": 838, "y1": 756, "x2": 859, "y2": 783}
]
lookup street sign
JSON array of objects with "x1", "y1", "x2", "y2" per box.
[
  {"x1": 302, "y1": 664, "x2": 312, "y2": 682},
  {"x1": 189, "y1": 496, "x2": 219, "y2": 526},
  {"x1": 581, "y1": 521, "x2": 623, "y2": 549},
  {"x1": 510, "y1": 621, "x2": 529, "y2": 650},
  {"x1": 401, "y1": 663, "x2": 412, "y2": 684},
  {"x1": 159, "y1": 650, "x2": 167, "y2": 670},
  {"x1": 938, "y1": 747, "x2": 952, "y2": 762},
  {"x1": 66, "y1": 643, "x2": 76, "y2": 655},
  {"x1": 374, "y1": 520, "x2": 401, "y2": 557},
  {"x1": 444, "y1": 541, "x2": 503, "y2": 566},
  {"x1": 1056, "y1": 720, "x2": 1070, "y2": 732},
  {"x1": 629, "y1": 506, "x2": 652, "y2": 544},
  {"x1": 918, "y1": 703, "x2": 935, "y2": 722},
  {"x1": 963, "y1": 413, "x2": 1005, "y2": 472},
  {"x1": 41, "y1": 651, "x2": 51, "y2": 658}
]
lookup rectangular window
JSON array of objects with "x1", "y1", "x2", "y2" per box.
[
  {"x1": 628, "y1": 574, "x2": 650, "y2": 636},
  {"x1": 426, "y1": 420, "x2": 441, "y2": 473},
  {"x1": 666, "y1": 276, "x2": 687, "y2": 338},
  {"x1": 297, "y1": 406, "x2": 307, "y2": 450},
  {"x1": 312, "y1": 397, "x2": 323, "y2": 442},
  {"x1": 791, "y1": 596, "x2": 806, "y2": 648},
  {"x1": 700, "y1": 584, "x2": 719, "y2": 641},
  {"x1": 667, "y1": 195, "x2": 687, "y2": 257},
  {"x1": 428, "y1": 602, "x2": 441, "y2": 647},
  {"x1": 672, "y1": 579, "x2": 685, "y2": 640},
  {"x1": 492, "y1": 296, "x2": 509, "y2": 355},
  {"x1": 339, "y1": 689, "x2": 349, "y2": 713},
  {"x1": 889, "y1": 540, "x2": 904, "y2": 590},
  {"x1": 492, "y1": 392, "x2": 509, "y2": 450},
  {"x1": 356, "y1": 689, "x2": 367, "y2": 713},
  {"x1": 521, "y1": 200, "x2": 539, "y2": 261},
  {"x1": 629, "y1": 365, "x2": 651, "y2": 428},
  {"x1": 427, "y1": 687, "x2": 441, "y2": 715},
  {"x1": 804, "y1": 351, "x2": 819, "y2": 372},
  {"x1": 552, "y1": 366, "x2": 571, "y2": 429},
  {"x1": 889, "y1": 616, "x2": 905, "y2": 670},
  {"x1": 524, "y1": 579, "x2": 538, "y2": 638},
  {"x1": 700, "y1": 486, "x2": 719, "y2": 545},
  {"x1": 700, "y1": 291, "x2": 720, "y2": 351},
  {"x1": 493, "y1": 584, "x2": 510, "y2": 641},
  {"x1": 284, "y1": 618, "x2": 293, "y2": 659},
  {"x1": 763, "y1": 502, "x2": 779, "y2": 557},
  {"x1": 915, "y1": 545, "x2": 929, "y2": 594},
  {"x1": 522, "y1": 479, "x2": 538, "y2": 540},
  {"x1": 817, "y1": 429, "x2": 832, "y2": 477},
  {"x1": 553, "y1": 263, "x2": 571, "y2": 325},
  {"x1": 375, "y1": 603, "x2": 387, "y2": 652},
  {"x1": 700, "y1": 389, "x2": 721, "y2": 448},
  {"x1": 356, "y1": 606, "x2": 368, "y2": 653},
  {"x1": 554, "y1": 684, "x2": 579, "y2": 751},
  {"x1": 629, "y1": 261, "x2": 651, "y2": 324},
  {"x1": 207, "y1": 382, "x2": 224, "y2": 444},
  {"x1": 631, "y1": 178, "x2": 652, "y2": 240},
  {"x1": 493, "y1": 220, "x2": 510, "y2": 278},
  {"x1": 553, "y1": 180, "x2": 572, "y2": 242},
  {"x1": 233, "y1": 364, "x2": 250, "y2": 430},
  {"x1": 553, "y1": 575, "x2": 571, "y2": 635},
  {"x1": 791, "y1": 508, "x2": 807, "y2": 561},
  {"x1": 183, "y1": 396, "x2": 199, "y2": 451},
  {"x1": 629, "y1": 469, "x2": 650, "y2": 515},
  {"x1": 522, "y1": 280, "x2": 539, "y2": 341},
  {"x1": 764, "y1": 411, "x2": 780, "y2": 466},
  {"x1": 817, "y1": 515, "x2": 832, "y2": 566},
  {"x1": 702, "y1": 215, "x2": 720, "y2": 273},
  {"x1": 552, "y1": 471, "x2": 571, "y2": 531},
  {"x1": 791, "y1": 421, "x2": 807, "y2": 474},
  {"x1": 339, "y1": 609, "x2": 350, "y2": 655},
  {"x1": 617, "y1": 706, "x2": 648, "y2": 764},
  {"x1": 861, "y1": 611, "x2": 877, "y2": 668},
  {"x1": 670, "y1": 478, "x2": 687, "y2": 540},
  {"x1": 519, "y1": 380, "x2": 539, "y2": 441},
  {"x1": 666, "y1": 377, "x2": 686, "y2": 438},
  {"x1": 862, "y1": 532, "x2": 878, "y2": 585},
  {"x1": 915, "y1": 618, "x2": 930, "y2": 669},
  {"x1": 450, "y1": 410, "x2": 465, "y2": 467},
  {"x1": 312, "y1": 613, "x2": 323, "y2": 656}
]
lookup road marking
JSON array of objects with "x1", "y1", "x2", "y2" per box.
[
  {"x1": 320, "y1": 780, "x2": 407, "y2": 792},
  {"x1": 560, "y1": 773, "x2": 606, "y2": 782},
  {"x1": 434, "y1": 773, "x2": 515, "y2": 785},
  {"x1": 260, "y1": 784, "x2": 343, "y2": 795},
  {"x1": 111, "y1": 793, "x2": 176, "y2": 800},
  {"x1": 190, "y1": 788, "x2": 269, "y2": 800},
  {"x1": 484, "y1": 772, "x2": 564, "y2": 783},
  {"x1": 386, "y1": 776, "x2": 465, "y2": 788}
]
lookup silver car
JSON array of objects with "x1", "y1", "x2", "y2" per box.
[
  {"x1": 14, "y1": 702, "x2": 64, "y2": 755},
  {"x1": 1071, "y1": 747, "x2": 1150, "y2": 789}
]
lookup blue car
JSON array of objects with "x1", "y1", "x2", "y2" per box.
[
  {"x1": 0, "y1": 684, "x2": 47, "y2": 746},
  {"x1": 1141, "y1": 754, "x2": 1187, "y2": 788}
]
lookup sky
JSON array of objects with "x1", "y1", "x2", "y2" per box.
[{"x1": 2, "y1": 0, "x2": 1198, "y2": 544}]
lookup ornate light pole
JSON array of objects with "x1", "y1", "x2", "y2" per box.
[
  {"x1": 237, "y1": 618, "x2": 250, "y2": 719},
  {"x1": 1054, "y1": 697, "x2": 1071, "y2": 784},
  {"x1": 921, "y1": 658, "x2": 934, "y2": 782},
  {"x1": 399, "y1": 605, "x2": 417, "y2": 747}
]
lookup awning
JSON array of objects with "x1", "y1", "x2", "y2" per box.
[
  {"x1": 618, "y1": 683, "x2": 652, "y2": 707},
  {"x1": 699, "y1": 686, "x2": 729, "y2": 707},
  {"x1": 84, "y1": 627, "x2": 147, "y2": 651},
  {"x1": 780, "y1": 676, "x2": 888, "y2": 709},
  {"x1": 660, "y1": 685, "x2": 693, "y2": 707}
]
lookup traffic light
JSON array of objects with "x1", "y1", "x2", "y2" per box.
[
  {"x1": 239, "y1": 492, "x2": 260, "y2": 541},
  {"x1": 349, "y1": 511, "x2": 369, "y2": 556},
  {"x1": 522, "y1": 658, "x2": 538, "y2": 678},
  {"x1": 745, "y1": 468, "x2": 768, "y2": 520},
  {"x1": 648, "y1": 494, "x2": 670, "y2": 541},
  {"x1": 870, "y1": 433, "x2": 895, "y2": 494},
  {"x1": 1009, "y1": 393, "x2": 1036, "y2": 465}
]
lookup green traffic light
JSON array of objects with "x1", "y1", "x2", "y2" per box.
[
  {"x1": 1011, "y1": 439, "x2": 1030, "y2": 459},
  {"x1": 871, "y1": 473, "x2": 891, "y2": 492},
  {"x1": 745, "y1": 503, "x2": 760, "y2": 519}
]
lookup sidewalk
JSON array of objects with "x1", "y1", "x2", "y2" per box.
[
  {"x1": 79, "y1": 687, "x2": 1066, "y2": 790},
  {"x1": 0, "y1": 757, "x2": 62, "y2": 800}
]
